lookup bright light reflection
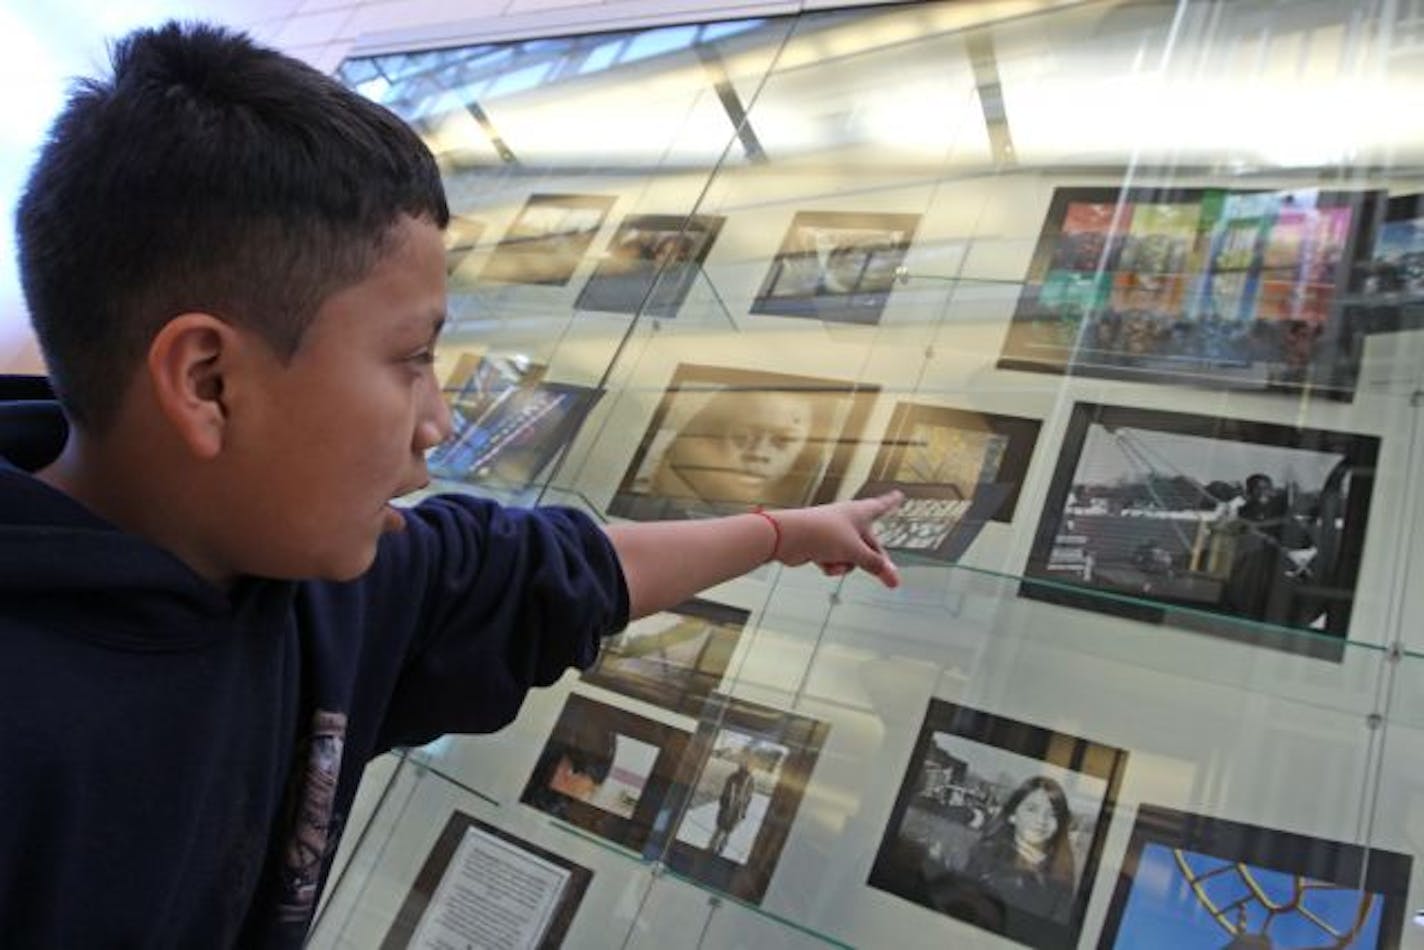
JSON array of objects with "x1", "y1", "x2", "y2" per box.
[
  {"x1": 1006, "y1": 73, "x2": 1419, "y2": 167},
  {"x1": 484, "y1": 65, "x2": 740, "y2": 165},
  {"x1": 858, "y1": 79, "x2": 989, "y2": 160}
]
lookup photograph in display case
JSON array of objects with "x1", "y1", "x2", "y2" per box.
[
  {"x1": 607, "y1": 363, "x2": 878, "y2": 521},
  {"x1": 428, "y1": 353, "x2": 600, "y2": 493},
  {"x1": 1022, "y1": 402, "x2": 1379, "y2": 660},
  {"x1": 521, "y1": 693, "x2": 690, "y2": 853},
  {"x1": 854, "y1": 479, "x2": 1004, "y2": 562},
  {"x1": 1360, "y1": 194, "x2": 1424, "y2": 298},
  {"x1": 868, "y1": 700, "x2": 1127, "y2": 950},
  {"x1": 580, "y1": 598, "x2": 750, "y2": 717},
  {"x1": 867, "y1": 402, "x2": 1044, "y2": 522},
  {"x1": 1097, "y1": 804, "x2": 1412, "y2": 949},
  {"x1": 651, "y1": 695, "x2": 829, "y2": 904},
  {"x1": 480, "y1": 193, "x2": 616, "y2": 286},
  {"x1": 1341, "y1": 193, "x2": 1424, "y2": 384},
  {"x1": 381, "y1": 811, "x2": 591, "y2": 949},
  {"x1": 574, "y1": 213, "x2": 724, "y2": 318},
  {"x1": 996, "y1": 187, "x2": 1383, "y2": 399},
  {"x1": 751, "y1": 210, "x2": 921, "y2": 325}
]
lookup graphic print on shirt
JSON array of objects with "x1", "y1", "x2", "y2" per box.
[{"x1": 277, "y1": 709, "x2": 348, "y2": 923}]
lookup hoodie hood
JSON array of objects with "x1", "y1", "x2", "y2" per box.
[{"x1": 0, "y1": 397, "x2": 289, "y2": 644}]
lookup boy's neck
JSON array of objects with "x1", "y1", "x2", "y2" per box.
[{"x1": 37, "y1": 427, "x2": 236, "y2": 589}]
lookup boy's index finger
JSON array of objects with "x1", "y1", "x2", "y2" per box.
[{"x1": 866, "y1": 489, "x2": 904, "y2": 517}]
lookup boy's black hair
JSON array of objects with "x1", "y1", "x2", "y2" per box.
[{"x1": 16, "y1": 21, "x2": 450, "y2": 432}]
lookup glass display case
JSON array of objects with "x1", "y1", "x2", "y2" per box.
[{"x1": 310, "y1": 1, "x2": 1424, "y2": 946}]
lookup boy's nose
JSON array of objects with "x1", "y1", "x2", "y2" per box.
[{"x1": 415, "y1": 394, "x2": 453, "y2": 452}]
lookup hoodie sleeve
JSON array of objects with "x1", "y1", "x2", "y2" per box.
[{"x1": 371, "y1": 494, "x2": 629, "y2": 749}]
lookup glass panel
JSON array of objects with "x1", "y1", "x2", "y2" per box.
[
  {"x1": 346, "y1": 17, "x2": 797, "y2": 509},
  {"x1": 326, "y1": 0, "x2": 1424, "y2": 945}
]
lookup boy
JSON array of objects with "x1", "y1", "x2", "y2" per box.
[{"x1": 0, "y1": 21, "x2": 901, "y2": 946}]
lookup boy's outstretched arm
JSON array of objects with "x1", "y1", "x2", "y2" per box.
[{"x1": 604, "y1": 491, "x2": 903, "y2": 620}]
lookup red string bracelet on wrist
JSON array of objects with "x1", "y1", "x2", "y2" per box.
[{"x1": 752, "y1": 506, "x2": 782, "y2": 563}]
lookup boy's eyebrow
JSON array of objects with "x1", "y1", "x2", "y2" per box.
[{"x1": 406, "y1": 310, "x2": 445, "y2": 339}]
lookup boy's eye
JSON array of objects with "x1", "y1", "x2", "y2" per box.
[{"x1": 409, "y1": 350, "x2": 436, "y2": 365}]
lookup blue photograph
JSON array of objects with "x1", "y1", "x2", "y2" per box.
[
  {"x1": 1111, "y1": 842, "x2": 1384, "y2": 948},
  {"x1": 1097, "y1": 805, "x2": 1411, "y2": 949}
]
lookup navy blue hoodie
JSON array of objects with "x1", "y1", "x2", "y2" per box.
[{"x1": 0, "y1": 400, "x2": 629, "y2": 946}]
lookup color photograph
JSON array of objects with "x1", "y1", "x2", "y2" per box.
[
  {"x1": 1361, "y1": 195, "x2": 1424, "y2": 298},
  {"x1": 428, "y1": 353, "x2": 600, "y2": 494},
  {"x1": 1022, "y1": 402, "x2": 1379, "y2": 660},
  {"x1": 480, "y1": 193, "x2": 616, "y2": 286},
  {"x1": 574, "y1": 213, "x2": 724, "y2": 318},
  {"x1": 580, "y1": 598, "x2": 749, "y2": 716},
  {"x1": 1342, "y1": 194, "x2": 1424, "y2": 368},
  {"x1": 1097, "y1": 805, "x2": 1412, "y2": 949},
  {"x1": 997, "y1": 187, "x2": 1383, "y2": 399},
  {"x1": 652, "y1": 695, "x2": 829, "y2": 904},
  {"x1": 751, "y1": 210, "x2": 921, "y2": 324},
  {"x1": 521, "y1": 694, "x2": 690, "y2": 853},
  {"x1": 869, "y1": 700, "x2": 1126, "y2": 949},
  {"x1": 607, "y1": 363, "x2": 877, "y2": 521}
]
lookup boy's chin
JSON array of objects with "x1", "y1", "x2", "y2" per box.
[{"x1": 306, "y1": 542, "x2": 382, "y2": 583}]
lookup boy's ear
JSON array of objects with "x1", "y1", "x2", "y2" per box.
[{"x1": 146, "y1": 313, "x2": 237, "y2": 460}]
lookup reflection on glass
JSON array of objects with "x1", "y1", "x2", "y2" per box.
[
  {"x1": 581, "y1": 598, "x2": 748, "y2": 716},
  {"x1": 480, "y1": 193, "x2": 616, "y2": 286},
  {"x1": 575, "y1": 213, "x2": 724, "y2": 318},
  {"x1": 752, "y1": 211, "x2": 921, "y2": 325}
]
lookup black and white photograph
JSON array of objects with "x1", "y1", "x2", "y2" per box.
[
  {"x1": 521, "y1": 694, "x2": 690, "y2": 853},
  {"x1": 607, "y1": 363, "x2": 878, "y2": 521},
  {"x1": 868, "y1": 700, "x2": 1126, "y2": 950},
  {"x1": 427, "y1": 353, "x2": 600, "y2": 495},
  {"x1": 855, "y1": 479, "x2": 1004, "y2": 563},
  {"x1": 1022, "y1": 402, "x2": 1379, "y2": 660},
  {"x1": 574, "y1": 213, "x2": 724, "y2": 318},
  {"x1": 867, "y1": 402, "x2": 1044, "y2": 523},
  {"x1": 480, "y1": 193, "x2": 616, "y2": 286},
  {"x1": 651, "y1": 695, "x2": 829, "y2": 904},
  {"x1": 1098, "y1": 805, "x2": 1413, "y2": 949},
  {"x1": 380, "y1": 811, "x2": 592, "y2": 950},
  {"x1": 751, "y1": 210, "x2": 921, "y2": 325},
  {"x1": 580, "y1": 598, "x2": 750, "y2": 716},
  {"x1": 996, "y1": 186, "x2": 1383, "y2": 400}
]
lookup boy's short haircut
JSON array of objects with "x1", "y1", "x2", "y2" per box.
[{"x1": 16, "y1": 21, "x2": 450, "y2": 432}]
